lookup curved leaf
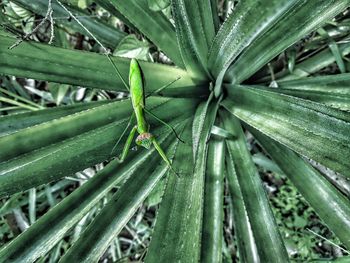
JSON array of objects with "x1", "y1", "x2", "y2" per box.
[
  {"x1": 222, "y1": 85, "x2": 350, "y2": 178},
  {"x1": 0, "y1": 34, "x2": 205, "y2": 97},
  {"x1": 250, "y1": 127, "x2": 350, "y2": 249},
  {"x1": 106, "y1": 0, "x2": 184, "y2": 67},
  {"x1": 224, "y1": 0, "x2": 350, "y2": 84},
  {"x1": 222, "y1": 110, "x2": 288, "y2": 262},
  {"x1": 171, "y1": 0, "x2": 216, "y2": 78}
]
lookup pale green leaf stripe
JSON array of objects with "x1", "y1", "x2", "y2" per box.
[
  {"x1": 222, "y1": 111, "x2": 289, "y2": 262},
  {"x1": 222, "y1": 85, "x2": 350, "y2": 178},
  {"x1": 224, "y1": 0, "x2": 350, "y2": 84},
  {"x1": 275, "y1": 74, "x2": 350, "y2": 110},
  {"x1": 277, "y1": 73, "x2": 350, "y2": 92},
  {"x1": 226, "y1": 147, "x2": 260, "y2": 263},
  {"x1": 208, "y1": 0, "x2": 301, "y2": 81},
  {"x1": 171, "y1": 0, "x2": 214, "y2": 78},
  {"x1": 272, "y1": 89, "x2": 350, "y2": 111},
  {"x1": 59, "y1": 129, "x2": 181, "y2": 262},
  {"x1": 0, "y1": 34, "x2": 203, "y2": 97},
  {"x1": 200, "y1": 138, "x2": 225, "y2": 263},
  {"x1": 0, "y1": 126, "x2": 175, "y2": 263},
  {"x1": 0, "y1": 100, "x2": 111, "y2": 136},
  {"x1": 107, "y1": 0, "x2": 184, "y2": 68},
  {"x1": 11, "y1": 0, "x2": 126, "y2": 48},
  {"x1": 250, "y1": 127, "x2": 350, "y2": 249}
]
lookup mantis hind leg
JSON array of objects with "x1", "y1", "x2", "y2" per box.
[{"x1": 144, "y1": 108, "x2": 185, "y2": 143}]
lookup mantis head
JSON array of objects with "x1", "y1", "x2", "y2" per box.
[{"x1": 136, "y1": 133, "x2": 153, "y2": 149}]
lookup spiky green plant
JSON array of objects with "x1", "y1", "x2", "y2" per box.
[{"x1": 0, "y1": 0, "x2": 350, "y2": 262}]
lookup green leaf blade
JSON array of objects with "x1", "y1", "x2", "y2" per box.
[{"x1": 200, "y1": 137, "x2": 225, "y2": 263}]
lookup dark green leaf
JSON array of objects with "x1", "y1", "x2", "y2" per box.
[
  {"x1": 209, "y1": 0, "x2": 304, "y2": 83},
  {"x1": 226, "y1": 144, "x2": 259, "y2": 263},
  {"x1": 0, "y1": 125, "x2": 175, "y2": 262},
  {"x1": 0, "y1": 98, "x2": 197, "y2": 196},
  {"x1": 0, "y1": 100, "x2": 111, "y2": 136}
]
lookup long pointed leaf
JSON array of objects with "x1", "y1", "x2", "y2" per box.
[
  {"x1": 0, "y1": 34, "x2": 203, "y2": 97},
  {"x1": 0, "y1": 98, "x2": 196, "y2": 196},
  {"x1": 146, "y1": 97, "x2": 218, "y2": 261},
  {"x1": 208, "y1": 0, "x2": 302, "y2": 83},
  {"x1": 0, "y1": 100, "x2": 111, "y2": 136},
  {"x1": 106, "y1": 0, "x2": 184, "y2": 67},
  {"x1": 171, "y1": 0, "x2": 215, "y2": 78},
  {"x1": 226, "y1": 148, "x2": 260, "y2": 263}
]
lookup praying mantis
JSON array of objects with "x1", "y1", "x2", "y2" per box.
[{"x1": 110, "y1": 58, "x2": 184, "y2": 175}]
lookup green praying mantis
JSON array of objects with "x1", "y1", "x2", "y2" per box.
[{"x1": 109, "y1": 58, "x2": 184, "y2": 175}]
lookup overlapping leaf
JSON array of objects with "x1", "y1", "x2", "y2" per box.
[{"x1": 222, "y1": 85, "x2": 350, "y2": 178}]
